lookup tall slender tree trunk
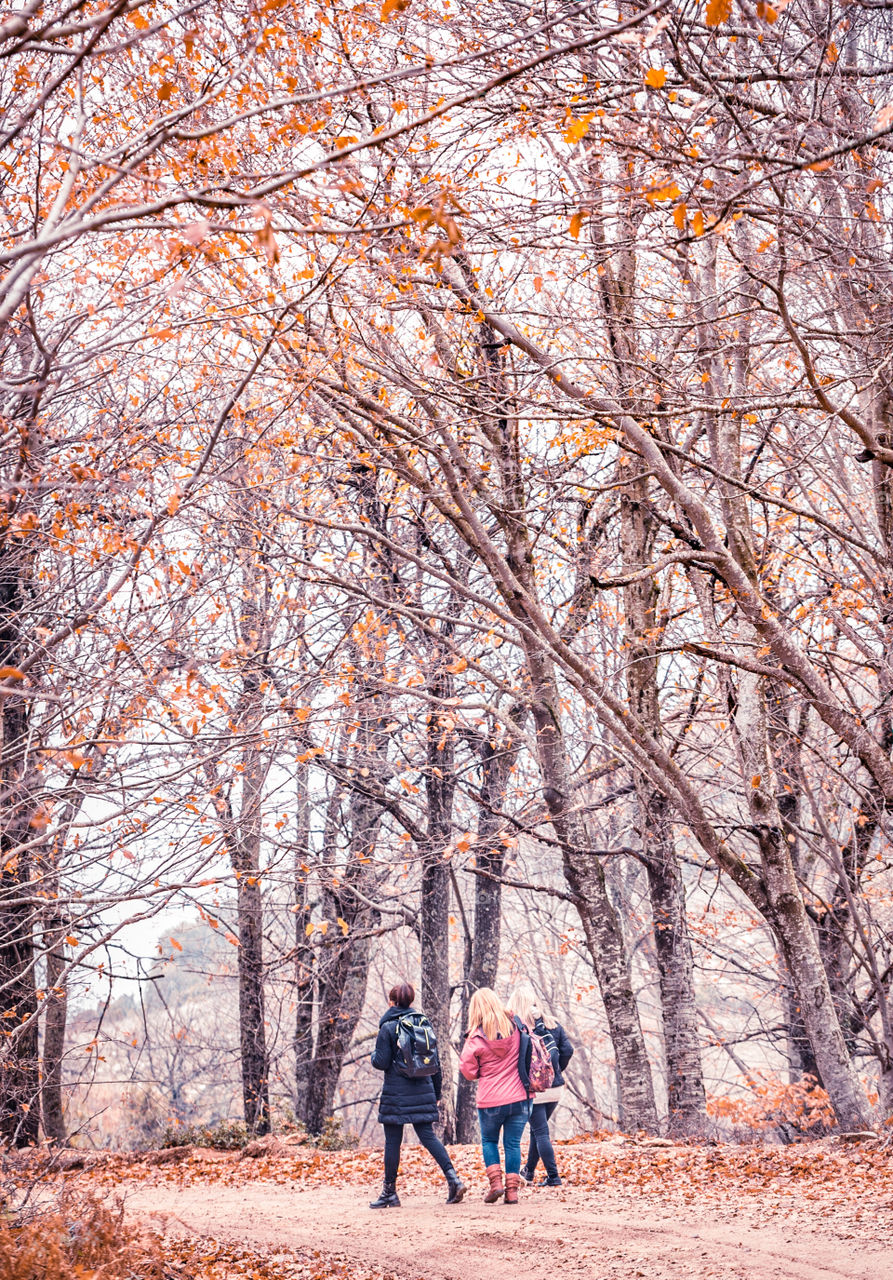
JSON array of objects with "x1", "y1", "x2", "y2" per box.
[
  {"x1": 620, "y1": 479, "x2": 706, "y2": 1134},
  {"x1": 40, "y1": 913, "x2": 68, "y2": 1144},
  {"x1": 421, "y1": 658, "x2": 458, "y2": 1141},
  {"x1": 525, "y1": 651, "x2": 659, "y2": 1133},
  {"x1": 455, "y1": 718, "x2": 522, "y2": 1142},
  {"x1": 641, "y1": 793, "x2": 706, "y2": 1133},
  {"x1": 293, "y1": 762, "x2": 315, "y2": 1123},
  {"x1": 303, "y1": 918, "x2": 371, "y2": 1134},
  {"x1": 0, "y1": 560, "x2": 39, "y2": 1148},
  {"x1": 734, "y1": 671, "x2": 873, "y2": 1130},
  {"x1": 232, "y1": 734, "x2": 271, "y2": 1136},
  {"x1": 230, "y1": 611, "x2": 271, "y2": 1136},
  {"x1": 303, "y1": 776, "x2": 382, "y2": 1133}
]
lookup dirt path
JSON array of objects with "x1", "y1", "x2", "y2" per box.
[{"x1": 120, "y1": 1179, "x2": 893, "y2": 1280}]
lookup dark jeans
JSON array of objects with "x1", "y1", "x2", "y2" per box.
[
  {"x1": 383, "y1": 1121, "x2": 453, "y2": 1183},
  {"x1": 525, "y1": 1100, "x2": 559, "y2": 1177},
  {"x1": 478, "y1": 1099, "x2": 532, "y2": 1174}
]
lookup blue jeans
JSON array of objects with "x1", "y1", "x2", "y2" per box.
[
  {"x1": 478, "y1": 1099, "x2": 532, "y2": 1173},
  {"x1": 526, "y1": 1099, "x2": 559, "y2": 1178}
]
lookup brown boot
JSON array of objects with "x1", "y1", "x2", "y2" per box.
[
  {"x1": 483, "y1": 1163, "x2": 505, "y2": 1203},
  {"x1": 504, "y1": 1172, "x2": 521, "y2": 1205}
]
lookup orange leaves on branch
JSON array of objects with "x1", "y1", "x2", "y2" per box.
[
  {"x1": 8, "y1": 511, "x2": 39, "y2": 537},
  {"x1": 381, "y1": 0, "x2": 411, "y2": 19},
  {"x1": 253, "y1": 204, "x2": 279, "y2": 266},
  {"x1": 411, "y1": 190, "x2": 465, "y2": 266},
  {"x1": 645, "y1": 181, "x2": 681, "y2": 206},
  {"x1": 705, "y1": 0, "x2": 732, "y2": 25},
  {"x1": 563, "y1": 113, "x2": 594, "y2": 143},
  {"x1": 644, "y1": 67, "x2": 667, "y2": 89}
]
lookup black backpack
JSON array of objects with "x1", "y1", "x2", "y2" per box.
[{"x1": 394, "y1": 1012, "x2": 440, "y2": 1078}]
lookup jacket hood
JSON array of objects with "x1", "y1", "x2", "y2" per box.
[
  {"x1": 469, "y1": 1027, "x2": 518, "y2": 1058},
  {"x1": 380, "y1": 1005, "x2": 417, "y2": 1026}
]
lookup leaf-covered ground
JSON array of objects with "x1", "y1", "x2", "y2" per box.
[{"x1": 10, "y1": 1135, "x2": 893, "y2": 1279}]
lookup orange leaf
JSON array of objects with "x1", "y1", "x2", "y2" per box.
[
  {"x1": 673, "y1": 202, "x2": 687, "y2": 230},
  {"x1": 644, "y1": 68, "x2": 667, "y2": 88},
  {"x1": 646, "y1": 181, "x2": 681, "y2": 206},
  {"x1": 563, "y1": 113, "x2": 594, "y2": 144},
  {"x1": 170, "y1": 937, "x2": 183, "y2": 951},
  {"x1": 381, "y1": 0, "x2": 411, "y2": 18},
  {"x1": 693, "y1": 210, "x2": 705, "y2": 235},
  {"x1": 65, "y1": 936, "x2": 78, "y2": 947},
  {"x1": 0, "y1": 666, "x2": 24, "y2": 681},
  {"x1": 533, "y1": 276, "x2": 543, "y2": 292},
  {"x1": 569, "y1": 211, "x2": 585, "y2": 239},
  {"x1": 705, "y1": 0, "x2": 732, "y2": 25}
]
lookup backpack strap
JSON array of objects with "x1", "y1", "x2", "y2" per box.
[{"x1": 512, "y1": 1014, "x2": 533, "y2": 1097}]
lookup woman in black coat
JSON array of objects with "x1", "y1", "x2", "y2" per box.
[{"x1": 369, "y1": 981, "x2": 466, "y2": 1208}]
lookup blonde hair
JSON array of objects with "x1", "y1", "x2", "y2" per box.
[
  {"x1": 467, "y1": 987, "x2": 514, "y2": 1041},
  {"x1": 505, "y1": 981, "x2": 557, "y2": 1030}
]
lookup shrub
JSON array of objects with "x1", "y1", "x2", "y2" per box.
[
  {"x1": 160, "y1": 1118, "x2": 249, "y2": 1150},
  {"x1": 0, "y1": 1194, "x2": 162, "y2": 1280},
  {"x1": 314, "y1": 1117, "x2": 359, "y2": 1151},
  {"x1": 707, "y1": 1075, "x2": 836, "y2": 1140}
]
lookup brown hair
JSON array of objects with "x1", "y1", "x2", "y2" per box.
[{"x1": 388, "y1": 981, "x2": 415, "y2": 1008}]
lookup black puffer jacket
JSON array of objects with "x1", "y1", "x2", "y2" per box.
[
  {"x1": 535, "y1": 1017, "x2": 574, "y2": 1088},
  {"x1": 371, "y1": 1006, "x2": 443, "y2": 1125}
]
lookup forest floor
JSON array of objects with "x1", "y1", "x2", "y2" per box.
[{"x1": 13, "y1": 1134, "x2": 893, "y2": 1280}]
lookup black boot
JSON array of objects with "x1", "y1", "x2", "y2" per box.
[
  {"x1": 445, "y1": 1169, "x2": 466, "y2": 1204},
  {"x1": 369, "y1": 1180, "x2": 400, "y2": 1208}
]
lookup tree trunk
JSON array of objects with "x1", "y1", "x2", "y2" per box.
[
  {"x1": 526, "y1": 655, "x2": 659, "y2": 1133},
  {"x1": 304, "y1": 751, "x2": 383, "y2": 1133},
  {"x1": 641, "y1": 793, "x2": 706, "y2": 1134},
  {"x1": 734, "y1": 671, "x2": 873, "y2": 1130},
  {"x1": 303, "y1": 919, "x2": 370, "y2": 1134},
  {"x1": 0, "y1": 560, "x2": 39, "y2": 1148},
  {"x1": 40, "y1": 916, "x2": 68, "y2": 1144},
  {"x1": 234, "y1": 865, "x2": 270, "y2": 1135},
  {"x1": 455, "y1": 718, "x2": 523, "y2": 1142},
  {"x1": 421, "y1": 677, "x2": 458, "y2": 1141},
  {"x1": 231, "y1": 676, "x2": 271, "y2": 1137},
  {"x1": 620, "y1": 477, "x2": 706, "y2": 1134},
  {"x1": 293, "y1": 762, "x2": 315, "y2": 1123}
]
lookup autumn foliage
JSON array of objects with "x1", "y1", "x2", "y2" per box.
[{"x1": 4, "y1": 0, "x2": 893, "y2": 1182}]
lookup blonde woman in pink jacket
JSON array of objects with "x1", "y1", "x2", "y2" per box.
[{"x1": 458, "y1": 987, "x2": 533, "y2": 1204}]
